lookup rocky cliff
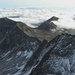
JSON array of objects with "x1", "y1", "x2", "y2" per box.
[
  {"x1": 0, "y1": 17, "x2": 41, "y2": 75},
  {"x1": 29, "y1": 33, "x2": 75, "y2": 75},
  {"x1": 0, "y1": 18, "x2": 75, "y2": 75}
]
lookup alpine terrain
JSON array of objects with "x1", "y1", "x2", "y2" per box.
[{"x1": 0, "y1": 17, "x2": 75, "y2": 75}]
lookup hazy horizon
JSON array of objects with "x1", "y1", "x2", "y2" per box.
[{"x1": 0, "y1": 0, "x2": 75, "y2": 10}]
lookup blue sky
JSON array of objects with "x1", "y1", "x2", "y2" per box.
[{"x1": 0, "y1": 0, "x2": 75, "y2": 9}]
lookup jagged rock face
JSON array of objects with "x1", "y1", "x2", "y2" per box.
[
  {"x1": 22, "y1": 40, "x2": 48, "y2": 75},
  {"x1": 0, "y1": 17, "x2": 17, "y2": 27},
  {"x1": 15, "y1": 17, "x2": 60, "y2": 41},
  {"x1": 38, "y1": 16, "x2": 59, "y2": 31},
  {"x1": 29, "y1": 34, "x2": 75, "y2": 75},
  {"x1": 0, "y1": 18, "x2": 41, "y2": 75},
  {"x1": 1, "y1": 17, "x2": 75, "y2": 75}
]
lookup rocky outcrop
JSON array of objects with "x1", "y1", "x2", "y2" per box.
[
  {"x1": 22, "y1": 40, "x2": 48, "y2": 75},
  {"x1": 29, "y1": 33, "x2": 75, "y2": 75},
  {"x1": 0, "y1": 17, "x2": 41, "y2": 75},
  {"x1": 15, "y1": 17, "x2": 60, "y2": 41},
  {"x1": 38, "y1": 16, "x2": 59, "y2": 31},
  {"x1": 0, "y1": 18, "x2": 75, "y2": 75}
]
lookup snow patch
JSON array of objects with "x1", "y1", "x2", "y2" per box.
[
  {"x1": 17, "y1": 51, "x2": 22, "y2": 56},
  {"x1": 6, "y1": 57, "x2": 12, "y2": 61},
  {"x1": 26, "y1": 51, "x2": 33, "y2": 59},
  {"x1": 3, "y1": 51, "x2": 10, "y2": 57},
  {"x1": 13, "y1": 64, "x2": 25, "y2": 75},
  {"x1": 20, "y1": 50, "x2": 33, "y2": 59}
]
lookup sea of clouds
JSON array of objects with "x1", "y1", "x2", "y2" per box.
[{"x1": 0, "y1": 8, "x2": 75, "y2": 29}]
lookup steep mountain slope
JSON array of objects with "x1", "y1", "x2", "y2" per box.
[
  {"x1": 0, "y1": 17, "x2": 75, "y2": 75},
  {"x1": 38, "y1": 16, "x2": 59, "y2": 31},
  {"x1": 16, "y1": 16, "x2": 60, "y2": 41},
  {"x1": 29, "y1": 33, "x2": 75, "y2": 75},
  {"x1": 0, "y1": 17, "x2": 41, "y2": 75}
]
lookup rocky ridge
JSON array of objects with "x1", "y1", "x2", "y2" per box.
[
  {"x1": 0, "y1": 17, "x2": 75, "y2": 75},
  {"x1": 29, "y1": 33, "x2": 75, "y2": 75}
]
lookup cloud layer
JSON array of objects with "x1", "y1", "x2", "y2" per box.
[{"x1": 0, "y1": 8, "x2": 75, "y2": 29}]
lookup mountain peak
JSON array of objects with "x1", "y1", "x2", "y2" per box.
[
  {"x1": 47, "y1": 16, "x2": 59, "y2": 22},
  {"x1": 38, "y1": 16, "x2": 59, "y2": 31},
  {"x1": 0, "y1": 17, "x2": 17, "y2": 27}
]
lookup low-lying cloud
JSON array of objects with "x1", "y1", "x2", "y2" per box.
[{"x1": 0, "y1": 8, "x2": 75, "y2": 29}]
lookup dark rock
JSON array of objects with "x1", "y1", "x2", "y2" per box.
[
  {"x1": 0, "y1": 17, "x2": 41, "y2": 75},
  {"x1": 0, "y1": 17, "x2": 17, "y2": 27},
  {"x1": 47, "y1": 16, "x2": 59, "y2": 22},
  {"x1": 38, "y1": 16, "x2": 59, "y2": 31},
  {"x1": 29, "y1": 33, "x2": 75, "y2": 75},
  {"x1": 1, "y1": 17, "x2": 75, "y2": 75},
  {"x1": 22, "y1": 40, "x2": 48, "y2": 74}
]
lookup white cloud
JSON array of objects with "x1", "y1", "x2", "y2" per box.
[{"x1": 0, "y1": 8, "x2": 75, "y2": 29}]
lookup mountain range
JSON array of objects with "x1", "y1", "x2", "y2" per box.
[{"x1": 0, "y1": 17, "x2": 75, "y2": 75}]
